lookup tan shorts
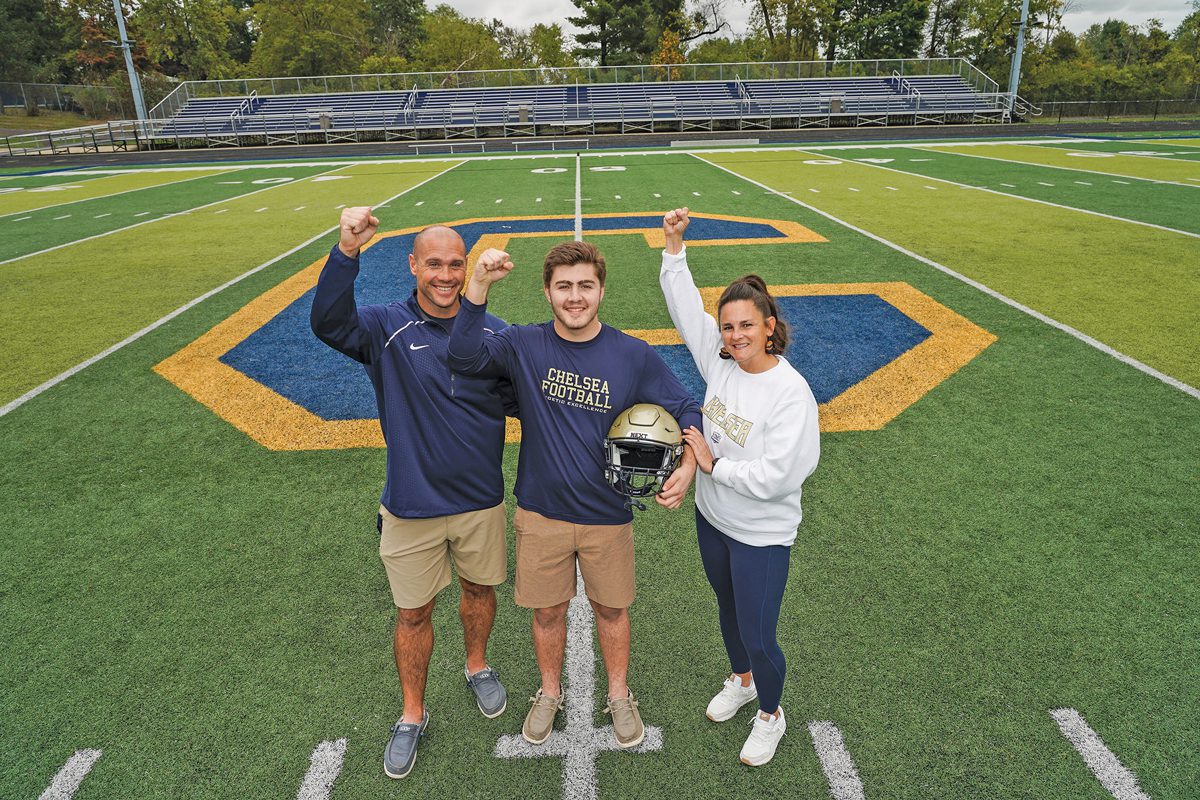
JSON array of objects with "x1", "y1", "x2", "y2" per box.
[
  {"x1": 378, "y1": 503, "x2": 507, "y2": 609},
  {"x1": 513, "y1": 506, "x2": 635, "y2": 610}
]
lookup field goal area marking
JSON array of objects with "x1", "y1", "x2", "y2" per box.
[
  {"x1": 494, "y1": 570, "x2": 663, "y2": 800},
  {"x1": 1051, "y1": 709, "x2": 1152, "y2": 800},
  {"x1": 37, "y1": 749, "x2": 101, "y2": 800},
  {"x1": 692, "y1": 154, "x2": 1200, "y2": 401}
]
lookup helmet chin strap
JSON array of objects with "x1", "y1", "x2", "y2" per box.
[{"x1": 625, "y1": 497, "x2": 647, "y2": 512}]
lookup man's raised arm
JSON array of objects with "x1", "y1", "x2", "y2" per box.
[
  {"x1": 310, "y1": 206, "x2": 381, "y2": 364},
  {"x1": 448, "y1": 248, "x2": 516, "y2": 378}
]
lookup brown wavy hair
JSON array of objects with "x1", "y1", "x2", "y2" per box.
[
  {"x1": 716, "y1": 274, "x2": 788, "y2": 359},
  {"x1": 543, "y1": 241, "x2": 606, "y2": 287}
]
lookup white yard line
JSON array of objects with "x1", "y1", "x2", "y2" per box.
[
  {"x1": 808, "y1": 722, "x2": 866, "y2": 800},
  {"x1": 294, "y1": 739, "x2": 348, "y2": 800},
  {"x1": 494, "y1": 570, "x2": 663, "y2": 800},
  {"x1": 1050, "y1": 709, "x2": 1151, "y2": 800},
  {"x1": 693, "y1": 154, "x2": 1200, "y2": 401},
  {"x1": 801, "y1": 151, "x2": 1200, "y2": 240},
  {"x1": 37, "y1": 750, "x2": 102, "y2": 800},
  {"x1": 0, "y1": 168, "x2": 239, "y2": 220},
  {"x1": 912, "y1": 146, "x2": 1200, "y2": 189},
  {"x1": 574, "y1": 154, "x2": 583, "y2": 241},
  {"x1": 0, "y1": 165, "x2": 351, "y2": 268},
  {"x1": 0, "y1": 162, "x2": 462, "y2": 418}
]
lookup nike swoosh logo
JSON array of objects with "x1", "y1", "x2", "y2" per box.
[{"x1": 409, "y1": 344, "x2": 429, "y2": 351}]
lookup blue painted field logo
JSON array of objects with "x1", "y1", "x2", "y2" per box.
[{"x1": 154, "y1": 213, "x2": 994, "y2": 450}]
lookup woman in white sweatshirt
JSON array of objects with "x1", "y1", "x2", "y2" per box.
[{"x1": 658, "y1": 207, "x2": 820, "y2": 767}]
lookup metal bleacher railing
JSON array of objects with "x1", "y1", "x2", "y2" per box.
[{"x1": 3, "y1": 59, "x2": 1017, "y2": 156}]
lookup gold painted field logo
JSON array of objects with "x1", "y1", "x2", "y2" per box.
[{"x1": 154, "y1": 212, "x2": 994, "y2": 450}]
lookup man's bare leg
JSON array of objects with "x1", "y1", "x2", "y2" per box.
[
  {"x1": 591, "y1": 601, "x2": 630, "y2": 699},
  {"x1": 460, "y1": 578, "x2": 496, "y2": 674},
  {"x1": 532, "y1": 600, "x2": 569, "y2": 697},
  {"x1": 395, "y1": 598, "x2": 435, "y2": 724}
]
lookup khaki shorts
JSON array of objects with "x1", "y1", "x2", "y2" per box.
[
  {"x1": 378, "y1": 503, "x2": 507, "y2": 609},
  {"x1": 513, "y1": 506, "x2": 635, "y2": 610}
]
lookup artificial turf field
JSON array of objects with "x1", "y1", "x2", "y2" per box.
[{"x1": 1, "y1": 135, "x2": 1197, "y2": 800}]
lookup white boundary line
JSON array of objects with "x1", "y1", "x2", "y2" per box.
[
  {"x1": 574, "y1": 154, "x2": 583, "y2": 241},
  {"x1": 810, "y1": 151, "x2": 1200, "y2": 239},
  {"x1": 692, "y1": 154, "x2": 1200, "y2": 401},
  {"x1": 808, "y1": 722, "x2": 866, "y2": 800},
  {"x1": 0, "y1": 164, "x2": 352, "y2": 268},
  {"x1": 909, "y1": 145, "x2": 1200, "y2": 189},
  {"x1": 0, "y1": 167, "x2": 240, "y2": 220},
  {"x1": 37, "y1": 749, "x2": 102, "y2": 800},
  {"x1": 0, "y1": 161, "x2": 462, "y2": 419},
  {"x1": 39, "y1": 140, "x2": 1093, "y2": 178},
  {"x1": 1050, "y1": 708, "x2": 1151, "y2": 800},
  {"x1": 295, "y1": 739, "x2": 348, "y2": 800}
]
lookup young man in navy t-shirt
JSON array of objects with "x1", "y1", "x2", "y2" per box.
[{"x1": 448, "y1": 240, "x2": 701, "y2": 749}]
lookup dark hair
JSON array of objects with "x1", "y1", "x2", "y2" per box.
[
  {"x1": 543, "y1": 241, "x2": 606, "y2": 287},
  {"x1": 716, "y1": 274, "x2": 788, "y2": 358}
]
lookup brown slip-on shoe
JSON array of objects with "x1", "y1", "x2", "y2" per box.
[
  {"x1": 522, "y1": 689, "x2": 564, "y2": 745},
  {"x1": 605, "y1": 690, "x2": 645, "y2": 748}
]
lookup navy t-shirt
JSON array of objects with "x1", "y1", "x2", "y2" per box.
[{"x1": 449, "y1": 296, "x2": 702, "y2": 525}]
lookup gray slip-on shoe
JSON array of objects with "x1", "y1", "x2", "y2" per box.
[
  {"x1": 384, "y1": 709, "x2": 429, "y2": 779},
  {"x1": 466, "y1": 666, "x2": 508, "y2": 718}
]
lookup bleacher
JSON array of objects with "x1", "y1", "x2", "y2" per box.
[{"x1": 150, "y1": 73, "x2": 1005, "y2": 145}]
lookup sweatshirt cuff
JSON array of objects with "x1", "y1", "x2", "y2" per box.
[
  {"x1": 460, "y1": 294, "x2": 487, "y2": 312},
  {"x1": 711, "y1": 456, "x2": 734, "y2": 486},
  {"x1": 328, "y1": 244, "x2": 359, "y2": 267},
  {"x1": 661, "y1": 246, "x2": 688, "y2": 269}
]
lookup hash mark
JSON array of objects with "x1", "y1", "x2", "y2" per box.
[
  {"x1": 536, "y1": 197, "x2": 543, "y2": 202},
  {"x1": 53, "y1": 214, "x2": 72, "y2": 220},
  {"x1": 495, "y1": 198, "x2": 503, "y2": 203},
  {"x1": 215, "y1": 209, "x2": 229, "y2": 214},
  {"x1": 414, "y1": 201, "x2": 424, "y2": 206},
  {"x1": 13, "y1": 216, "x2": 32, "y2": 221},
  {"x1": 885, "y1": 186, "x2": 898, "y2": 191},
  {"x1": 653, "y1": 193, "x2": 661, "y2": 198},
  {"x1": 808, "y1": 723, "x2": 865, "y2": 800},
  {"x1": 255, "y1": 207, "x2": 268, "y2": 213},
  {"x1": 38, "y1": 749, "x2": 102, "y2": 800},
  {"x1": 1075, "y1": 181, "x2": 1093, "y2": 186},
  {"x1": 614, "y1": 195, "x2": 622, "y2": 200},
  {"x1": 1038, "y1": 182, "x2": 1055, "y2": 186},
  {"x1": 848, "y1": 188, "x2": 860, "y2": 192},
  {"x1": 924, "y1": 185, "x2": 939, "y2": 190},
  {"x1": 1113, "y1": 180, "x2": 1131, "y2": 184},
  {"x1": 1001, "y1": 183, "x2": 1017, "y2": 187},
  {"x1": 134, "y1": 212, "x2": 150, "y2": 217},
  {"x1": 294, "y1": 206, "x2": 306, "y2": 211},
  {"x1": 455, "y1": 200, "x2": 464, "y2": 205},
  {"x1": 94, "y1": 213, "x2": 111, "y2": 218},
  {"x1": 295, "y1": 739, "x2": 347, "y2": 800},
  {"x1": 1050, "y1": 708, "x2": 1150, "y2": 800},
  {"x1": 732, "y1": 190, "x2": 741, "y2": 195}
]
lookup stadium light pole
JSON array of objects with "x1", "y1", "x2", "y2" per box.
[
  {"x1": 108, "y1": 0, "x2": 147, "y2": 121},
  {"x1": 1006, "y1": 0, "x2": 1032, "y2": 117}
]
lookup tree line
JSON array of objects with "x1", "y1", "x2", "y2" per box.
[{"x1": 1, "y1": 0, "x2": 1197, "y2": 108}]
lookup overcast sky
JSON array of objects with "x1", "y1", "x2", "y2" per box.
[{"x1": 445, "y1": 0, "x2": 1193, "y2": 40}]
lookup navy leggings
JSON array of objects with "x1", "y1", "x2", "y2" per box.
[{"x1": 696, "y1": 510, "x2": 790, "y2": 714}]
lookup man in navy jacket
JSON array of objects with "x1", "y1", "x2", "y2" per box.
[
  {"x1": 311, "y1": 207, "x2": 514, "y2": 780},
  {"x1": 448, "y1": 240, "x2": 700, "y2": 750}
]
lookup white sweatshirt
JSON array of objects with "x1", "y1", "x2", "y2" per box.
[{"x1": 660, "y1": 247, "x2": 820, "y2": 547}]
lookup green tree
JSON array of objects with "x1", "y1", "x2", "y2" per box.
[
  {"x1": 410, "y1": 5, "x2": 503, "y2": 76},
  {"x1": 369, "y1": 0, "x2": 425, "y2": 59},
  {"x1": 248, "y1": 0, "x2": 371, "y2": 76},
  {"x1": 838, "y1": 0, "x2": 930, "y2": 59},
  {"x1": 0, "y1": 0, "x2": 77, "y2": 83},
  {"x1": 132, "y1": 0, "x2": 244, "y2": 79}
]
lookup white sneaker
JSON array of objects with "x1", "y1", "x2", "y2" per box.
[
  {"x1": 706, "y1": 675, "x2": 758, "y2": 722},
  {"x1": 739, "y1": 706, "x2": 786, "y2": 766}
]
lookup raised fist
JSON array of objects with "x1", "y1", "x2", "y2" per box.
[
  {"x1": 473, "y1": 247, "x2": 514, "y2": 284},
  {"x1": 663, "y1": 207, "x2": 690, "y2": 240},
  {"x1": 338, "y1": 206, "x2": 379, "y2": 257}
]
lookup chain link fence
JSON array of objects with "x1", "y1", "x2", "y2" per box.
[
  {"x1": 1035, "y1": 98, "x2": 1200, "y2": 123},
  {"x1": 0, "y1": 82, "x2": 127, "y2": 118}
]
